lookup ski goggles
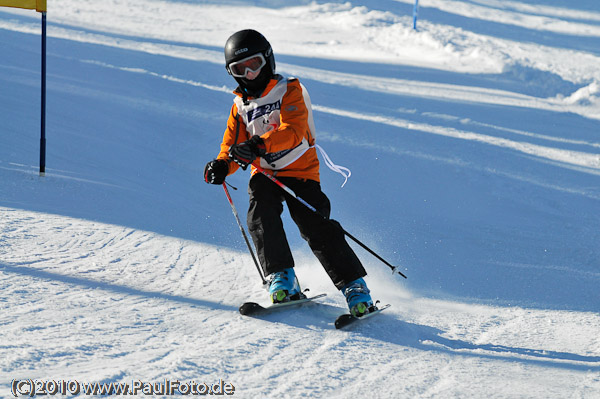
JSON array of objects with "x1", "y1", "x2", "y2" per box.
[{"x1": 228, "y1": 53, "x2": 266, "y2": 78}]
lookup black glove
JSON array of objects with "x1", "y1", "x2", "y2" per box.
[
  {"x1": 204, "y1": 159, "x2": 229, "y2": 184},
  {"x1": 228, "y1": 136, "x2": 266, "y2": 170}
]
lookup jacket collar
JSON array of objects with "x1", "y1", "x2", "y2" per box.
[{"x1": 233, "y1": 74, "x2": 284, "y2": 100}]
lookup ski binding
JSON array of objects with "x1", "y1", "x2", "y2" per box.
[{"x1": 334, "y1": 303, "x2": 391, "y2": 329}]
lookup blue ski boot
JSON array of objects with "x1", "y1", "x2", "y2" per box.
[
  {"x1": 268, "y1": 268, "x2": 302, "y2": 303},
  {"x1": 341, "y1": 277, "x2": 373, "y2": 317}
]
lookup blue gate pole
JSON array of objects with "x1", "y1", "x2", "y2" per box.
[
  {"x1": 413, "y1": 0, "x2": 419, "y2": 30},
  {"x1": 40, "y1": 11, "x2": 47, "y2": 175}
]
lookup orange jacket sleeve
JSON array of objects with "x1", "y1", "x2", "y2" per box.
[{"x1": 216, "y1": 102, "x2": 247, "y2": 175}]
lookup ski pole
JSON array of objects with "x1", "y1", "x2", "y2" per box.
[
  {"x1": 222, "y1": 182, "x2": 267, "y2": 285},
  {"x1": 254, "y1": 166, "x2": 407, "y2": 279}
]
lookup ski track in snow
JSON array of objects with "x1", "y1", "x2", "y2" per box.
[
  {"x1": 1, "y1": 207, "x2": 599, "y2": 398},
  {"x1": 2, "y1": 0, "x2": 600, "y2": 397}
]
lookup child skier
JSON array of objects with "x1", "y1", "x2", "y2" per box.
[{"x1": 203, "y1": 29, "x2": 374, "y2": 317}]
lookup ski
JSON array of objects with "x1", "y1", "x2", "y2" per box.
[
  {"x1": 239, "y1": 293, "x2": 327, "y2": 316},
  {"x1": 334, "y1": 303, "x2": 391, "y2": 329}
]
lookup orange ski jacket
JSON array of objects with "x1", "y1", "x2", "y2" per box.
[{"x1": 216, "y1": 75, "x2": 320, "y2": 182}]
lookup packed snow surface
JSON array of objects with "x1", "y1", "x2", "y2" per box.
[{"x1": 1, "y1": 0, "x2": 599, "y2": 397}]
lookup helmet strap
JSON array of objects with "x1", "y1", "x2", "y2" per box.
[{"x1": 241, "y1": 88, "x2": 249, "y2": 105}]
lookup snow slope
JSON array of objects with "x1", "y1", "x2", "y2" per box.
[{"x1": 1, "y1": 0, "x2": 599, "y2": 397}]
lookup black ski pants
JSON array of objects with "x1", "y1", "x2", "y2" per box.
[{"x1": 247, "y1": 173, "x2": 366, "y2": 290}]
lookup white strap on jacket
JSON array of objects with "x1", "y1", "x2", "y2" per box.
[{"x1": 315, "y1": 144, "x2": 351, "y2": 187}]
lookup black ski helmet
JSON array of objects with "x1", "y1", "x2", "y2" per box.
[{"x1": 224, "y1": 29, "x2": 276, "y2": 95}]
